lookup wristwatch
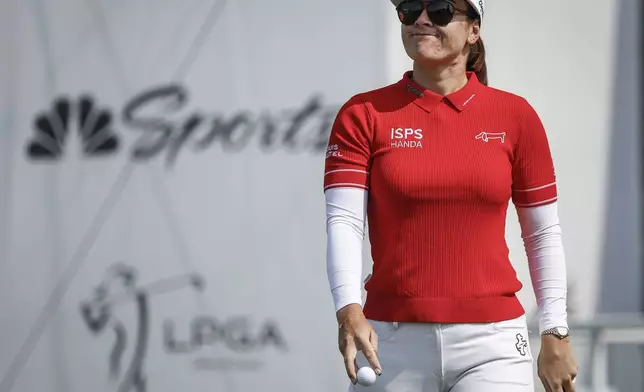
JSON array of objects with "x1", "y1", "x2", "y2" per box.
[{"x1": 541, "y1": 326, "x2": 570, "y2": 339}]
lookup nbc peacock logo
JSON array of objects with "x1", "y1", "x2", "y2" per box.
[{"x1": 26, "y1": 95, "x2": 120, "y2": 160}]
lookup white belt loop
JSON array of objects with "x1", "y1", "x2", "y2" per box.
[{"x1": 393, "y1": 322, "x2": 399, "y2": 329}]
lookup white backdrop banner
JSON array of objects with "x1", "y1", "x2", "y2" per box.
[{"x1": 0, "y1": 1, "x2": 388, "y2": 392}]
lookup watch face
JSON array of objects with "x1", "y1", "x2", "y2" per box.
[{"x1": 556, "y1": 327, "x2": 569, "y2": 336}]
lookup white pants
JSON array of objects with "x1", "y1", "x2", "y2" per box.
[{"x1": 350, "y1": 315, "x2": 534, "y2": 392}]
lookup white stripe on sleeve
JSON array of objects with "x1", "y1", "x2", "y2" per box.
[
  {"x1": 517, "y1": 202, "x2": 569, "y2": 333},
  {"x1": 325, "y1": 187, "x2": 367, "y2": 312}
]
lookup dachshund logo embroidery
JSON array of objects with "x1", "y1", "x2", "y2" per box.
[{"x1": 475, "y1": 132, "x2": 506, "y2": 143}]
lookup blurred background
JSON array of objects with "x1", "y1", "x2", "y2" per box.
[{"x1": 0, "y1": 0, "x2": 641, "y2": 391}]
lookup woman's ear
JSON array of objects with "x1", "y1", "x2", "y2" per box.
[{"x1": 468, "y1": 22, "x2": 480, "y2": 45}]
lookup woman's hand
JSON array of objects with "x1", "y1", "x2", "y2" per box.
[
  {"x1": 336, "y1": 304, "x2": 382, "y2": 384},
  {"x1": 537, "y1": 335, "x2": 578, "y2": 392}
]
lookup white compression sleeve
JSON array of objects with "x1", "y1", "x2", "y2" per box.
[
  {"x1": 517, "y1": 202, "x2": 568, "y2": 333},
  {"x1": 325, "y1": 187, "x2": 367, "y2": 312}
]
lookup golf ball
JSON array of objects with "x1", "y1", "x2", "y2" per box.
[{"x1": 357, "y1": 366, "x2": 377, "y2": 386}]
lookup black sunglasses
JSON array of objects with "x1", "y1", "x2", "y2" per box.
[{"x1": 396, "y1": 0, "x2": 478, "y2": 27}]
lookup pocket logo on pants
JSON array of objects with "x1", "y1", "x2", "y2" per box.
[{"x1": 515, "y1": 333, "x2": 528, "y2": 356}]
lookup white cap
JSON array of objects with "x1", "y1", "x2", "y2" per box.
[{"x1": 390, "y1": 0, "x2": 485, "y2": 20}]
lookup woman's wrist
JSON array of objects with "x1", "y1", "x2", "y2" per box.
[{"x1": 336, "y1": 303, "x2": 363, "y2": 325}]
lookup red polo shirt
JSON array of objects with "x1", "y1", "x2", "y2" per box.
[{"x1": 323, "y1": 72, "x2": 557, "y2": 323}]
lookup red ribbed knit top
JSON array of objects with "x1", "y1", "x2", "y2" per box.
[{"x1": 323, "y1": 72, "x2": 557, "y2": 323}]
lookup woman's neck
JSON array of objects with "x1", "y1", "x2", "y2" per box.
[{"x1": 411, "y1": 61, "x2": 469, "y2": 96}]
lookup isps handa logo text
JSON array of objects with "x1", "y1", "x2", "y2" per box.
[{"x1": 390, "y1": 127, "x2": 423, "y2": 148}]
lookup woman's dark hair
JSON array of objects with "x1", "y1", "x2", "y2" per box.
[
  {"x1": 466, "y1": 38, "x2": 487, "y2": 85},
  {"x1": 465, "y1": 9, "x2": 487, "y2": 86}
]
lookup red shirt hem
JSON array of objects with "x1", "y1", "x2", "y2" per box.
[{"x1": 363, "y1": 294, "x2": 525, "y2": 323}]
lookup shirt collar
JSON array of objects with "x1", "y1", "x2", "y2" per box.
[{"x1": 397, "y1": 71, "x2": 484, "y2": 113}]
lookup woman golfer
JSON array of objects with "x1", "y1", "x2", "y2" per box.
[{"x1": 323, "y1": 0, "x2": 578, "y2": 391}]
